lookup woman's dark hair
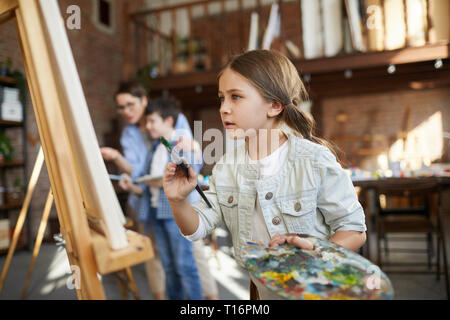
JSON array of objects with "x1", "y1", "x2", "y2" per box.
[
  {"x1": 218, "y1": 49, "x2": 339, "y2": 160},
  {"x1": 115, "y1": 80, "x2": 147, "y2": 99},
  {"x1": 145, "y1": 95, "x2": 181, "y2": 125}
]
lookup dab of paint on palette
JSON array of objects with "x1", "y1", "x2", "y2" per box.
[{"x1": 242, "y1": 238, "x2": 394, "y2": 300}]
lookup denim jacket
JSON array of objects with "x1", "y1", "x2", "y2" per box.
[{"x1": 191, "y1": 132, "x2": 366, "y2": 267}]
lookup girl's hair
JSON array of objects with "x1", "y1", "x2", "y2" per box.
[
  {"x1": 218, "y1": 49, "x2": 339, "y2": 159},
  {"x1": 115, "y1": 80, "x2": 147, "y2": 99}
]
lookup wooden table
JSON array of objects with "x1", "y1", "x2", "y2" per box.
[{"x1": 352, "y1": 176, "x2": 450, "y2": 262}]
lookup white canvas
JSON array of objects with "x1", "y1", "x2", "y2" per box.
[
  {"x1": 39, "y1": 0, "x2": 128, "y2": 250},
  {"x1": 322, "y1": 0, "x2": 344, "y2": 57},
  {"x1": 301, "y1": 0, "x2": 324, "y2": 59}
]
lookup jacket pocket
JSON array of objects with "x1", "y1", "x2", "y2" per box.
[
  {"x1": 277, "y1": 196, "x2": 316, "y2": 234},
  {"x1": 217, "y1": 190, "x2": 239, "y2": 233}
]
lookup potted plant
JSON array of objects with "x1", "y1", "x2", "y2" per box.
[
  {"x1": 6, "y1": 176, "x2": 23, "y2": 206},
  {"x1": 136, "y1": 61, "x2": 159, "y2": 89},
  {"x1": 0, "y1": 132, "x2": 14, "y2": 163},
  {"x1": 171, "y1": 37, "x2": 194, "y2": 74}
]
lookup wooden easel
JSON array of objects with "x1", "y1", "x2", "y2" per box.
[
  {"x1": 0, "y1": 147, "x2": 45, "y2": 295},
  {"x1": 0, "y1": 0, "x2": 153, "y2": 299},
  {"x1": 0, "y1": 147, "x2": 140, "y2": 299}
]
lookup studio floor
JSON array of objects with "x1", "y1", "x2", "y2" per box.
[{"x1": 0, "y1": 226, "x2": 448, "y2": 300}]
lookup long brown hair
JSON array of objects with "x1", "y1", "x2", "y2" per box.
[{"x1": 218, "y1": 50, "x2": 339, "y2": 159}]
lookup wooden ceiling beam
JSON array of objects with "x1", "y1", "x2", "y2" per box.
[
  {"x1": 147, "y1": 44, "x2": 450, "y2": 91},
  {"x1": 294, "y1": 43, "x2": 449, "y2": 75}
]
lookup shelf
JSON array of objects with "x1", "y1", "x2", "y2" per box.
[
  {"x1": 292, "y1": 42, "x2": 449, "y2": 75},
  {"x1": 0, "y1": 71, "x2": 28, "y2": 249},
  {"x1": 148, "y1": 43, "x2": 450, "y2": 91},
  {"x1": 0, "y1": 120, "x2": 23, "y2": 128},
  {"x1": 0, "y1": 76, "x2": 15, "y2": 85},
  {"x1": 0, "y1": 202, "x2": 23, "y2": 211},
  {"x1": 0, "y1": 159, "x2": 24, "y2": 168}
]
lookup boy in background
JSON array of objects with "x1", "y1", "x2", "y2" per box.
[{"x1": 120, "y1": 96, "x2": 207, "y2": 299}]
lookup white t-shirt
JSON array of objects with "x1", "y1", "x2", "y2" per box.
[
  {"x1": 250, "y1": 141, "x2": 289, "y2": 300},
  {"x1": 251, "y1": 140, "x2": 289, "y2": 245}
]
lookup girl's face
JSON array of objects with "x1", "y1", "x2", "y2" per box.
[
  {"x1": 218, "y1": 68, "x2": 281, "y2": 140},
  {"x1": 115, "y1": 93, "x2": 147, "y2": 125}
]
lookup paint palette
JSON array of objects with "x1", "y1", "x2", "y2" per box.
[{"x1": 243, "y1": 238, "x2": 394, "y2": 300}]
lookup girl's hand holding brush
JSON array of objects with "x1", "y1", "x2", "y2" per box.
[{"x1": 163, "y1": 162, "x2": 197, "y2": 203}]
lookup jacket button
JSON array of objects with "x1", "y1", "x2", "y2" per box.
[
  {"x1": 294, "y1": 202, "x2": 302, "y2": 212},
  {"x1": 227, "y1": 195, "x2": 234, "y2": 203},
  {"x1": 272, "y1": 216, "x2": 281, "y2": 225},
  {"x1": 265, "y1": 192, "x2": 273, "y2": 200}
]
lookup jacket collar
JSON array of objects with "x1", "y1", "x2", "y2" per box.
[{"x1": 238, "y1": 128, "x2": 296, "y2": 180}]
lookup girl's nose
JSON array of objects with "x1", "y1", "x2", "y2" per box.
[{"x1": 220, "y1": 101, "x2": 231, "y2": 114}]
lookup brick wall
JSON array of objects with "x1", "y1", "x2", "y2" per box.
[
  {"x1": 191, "y1": 0, "x2": 302, "y2": 68},
  {"x1": 321, "y1": 87, "x2": 450, "y2": 248},
  {"x1": 185, "y1": 0, "x2": 449, "y2": 172},
  {"x1": 321, "y1": 87, "x2": 450, "y2": 170},
  {"x1": 0, "y1": 0, "x2": 145, "y2": 243}
]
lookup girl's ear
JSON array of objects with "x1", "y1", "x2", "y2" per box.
[{"x1": 267, "y1": 100, "x2": 284, "y2": 118}]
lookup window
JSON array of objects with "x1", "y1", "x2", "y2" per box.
[
  {"x1": 99, "y1": 0, "x2": 111, "y2": 26},
  {"x1": 92, "y1": 0, "x2": 115, "y2": 34}
]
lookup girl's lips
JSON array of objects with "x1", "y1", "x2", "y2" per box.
[{"x1": 223, "y1": 121, "x2": 235, "y2": 129}]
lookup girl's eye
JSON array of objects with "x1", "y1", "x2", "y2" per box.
[
  {"x1": 218, "y1": 96, "x2": 224, "y2": 104},
  {"x1": 231, "y1": 94, "x2": 241, "y2": 100}
]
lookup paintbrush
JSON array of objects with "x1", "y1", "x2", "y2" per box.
[
  {"x1": 109, "y1": 174, "x2": 123, "y2": 181},
  {"x1": 160, "y1": 136, "x2": 212, "y2": 208},
  {"x1": 109, "y1": 174, "x2": 162, "y2": 183}
]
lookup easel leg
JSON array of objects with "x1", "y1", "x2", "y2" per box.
[
  {"x1": 21, "y1": 190, "x2": 53, "y2": 299},
  {"x1": 115, "y1": 268, "x2": 140, "y2": 300},
  {"x1": 116, "y1": 270, "x2": 129, "y2": 300},
  {"x1": 125, "y1": 267, "x2": 140, "y2": 300},
  {"x1": 0, "y1": 148, "x2": 44, "y2": 294}
]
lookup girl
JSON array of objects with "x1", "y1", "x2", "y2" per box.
[{"x1": 162, "y1": 50, "x2": 367, "y2": 299}]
